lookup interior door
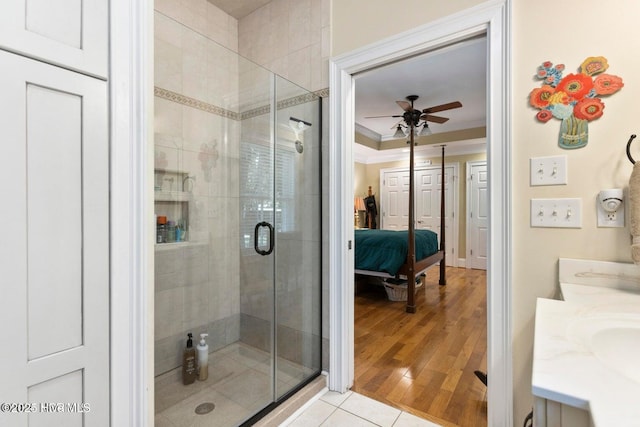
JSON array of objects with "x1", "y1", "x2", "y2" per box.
[
  {"x1": 381, "y1": 165, "x2": 456, "y2": 267},
  {"x1": 0, "y1": 50, "x2": 109, "y2": 426},
  {"x1": 415, "y1": 166, "x2": 456, "y2": 267},
  {"x1": 381, "y1": 170, "x2": 409, "y2": 230},
  {"x1": 467, "y1": 161, "x2": 488, "y2": 270}
]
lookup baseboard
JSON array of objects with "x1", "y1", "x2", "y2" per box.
[{"x1": 458, "y1": 258, "x2": 466, "y2": 268}]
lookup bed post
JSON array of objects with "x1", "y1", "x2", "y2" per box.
[
  {"x1": 439, "y1": 145, "x2": 447, "y2": 286},
  {"x1": 406, "y1": 120, "x2": 417, "y2": 313}
]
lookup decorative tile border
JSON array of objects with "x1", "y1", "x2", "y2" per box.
[
  {"x1": 155, "y1": 86, "x2": 329, "y2": 121},
  {"x1": 314, "y1": 88, "x2": 330, "y2": 98},
  {"x1": 154, "y1": 87, "x2": 239, "y2": 120}
]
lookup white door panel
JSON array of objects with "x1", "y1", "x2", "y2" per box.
[
  {"x1": 0, "y1": 0, "x2": 107, "y2": 78},
  {"x1": 382, "y1": 170, "x2": 409, "y2": 230},
  {"x1": 0, "y1": 51, "x2": 109, "y2": 426},
  {"x1": 416, "y1": 167, "x2": 456, "y2": 267},
  {"x1": 467, "y1": 161, "x2": 488, "y2": 270},
  {"x1": 381, "y1": 165, "x2": 458, "y2": 266}
]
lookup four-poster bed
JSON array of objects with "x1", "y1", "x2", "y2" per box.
[
  {"x1": 356, "y1": 95, "x2": 457, "y2": 312},
  {"x1": 354, "y1": 146, "x2": 447, "y2": 312}
]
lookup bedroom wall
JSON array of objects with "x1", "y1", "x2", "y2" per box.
[
  {"x1": 354, "y1": 151, "x2": 486, "y2": 261},
  {"x1": 335, "y1": 0, "x2": 640, "y2": 422}
]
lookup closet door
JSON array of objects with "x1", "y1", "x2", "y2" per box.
[
  {"x1": 0, "y1": 50, "x2": 109, "y2": 427},
  {"x1": 0, "y1": 0, "x2": 107, "y2": 78},
  {"x1": 381, "y1": 170, "x2": 410, "y2": 230}
]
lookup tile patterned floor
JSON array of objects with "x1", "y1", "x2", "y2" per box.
[
  {"x1": 282, "y1": 390, "x2": 442, "y2": 427},
  {"x1": 155, "y1": 342, "x2": 441, "y2": 427}
]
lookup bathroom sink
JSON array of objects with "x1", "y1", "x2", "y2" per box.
[
  {"x1": 591, "y1": 327, "x2": 640, "y2": 383},
  {"x1": 568, "y1": 316, "x2": 640, "y2": 384}
]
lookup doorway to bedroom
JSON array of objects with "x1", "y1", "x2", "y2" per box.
[{"x1": 351, "y1": 35, "x2": 489, "y2": 427}]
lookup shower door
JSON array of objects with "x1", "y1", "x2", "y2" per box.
[{"x1": 238, "y1": 71, "x2": 321, "y2": 423}]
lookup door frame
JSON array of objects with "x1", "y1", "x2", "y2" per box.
[
  {"x1": 328, "y1": 1, "x2": 512, "y2": 426},
  {"x1": 467, "y1": 160, "x2": 488, "y2": 270},
  {"x1": 379, "y1": 163, "x2": 460, "y2": 267},
  {"x1": 110, "y1": 0, "x2": 153, "y2": 425}
]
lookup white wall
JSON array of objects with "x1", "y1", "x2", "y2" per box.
[
  {"x1": 511, "y1": 0, "x2": 639, "y2": 422},
  {"x1": 334, "y1": 0, "x2": 640, "y2": 423}
]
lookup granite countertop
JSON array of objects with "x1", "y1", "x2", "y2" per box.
[{"x1": 532, "y1": 283, "x2": 640, "y2": 426}]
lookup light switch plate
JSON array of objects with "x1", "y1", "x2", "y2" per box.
[
  {"x1": 531, "y1": 198, "x2": 582, "y2": 228},
  {"x1": 530, "y1": 155, "x2": 568, "y2": 186}
]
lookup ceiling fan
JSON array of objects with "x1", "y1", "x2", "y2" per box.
[{"x1": 365, "y1": 95, "x2": 462, "y2": 137}]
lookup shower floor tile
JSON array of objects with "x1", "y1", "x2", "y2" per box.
[{"x1": 155, "y1": 342, "x2": 314, "y2": 427}]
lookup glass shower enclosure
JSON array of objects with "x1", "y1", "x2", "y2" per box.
[{"x1": 153, "y1": 11, "x2": 322, "y2": 426}]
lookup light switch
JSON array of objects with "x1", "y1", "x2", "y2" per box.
[
  {"x1": 530, "y1": 155, "x2": 568, "y2": 186},
  {"x1": 531, "y1": 198, "x2": 582, "y2": 228}
]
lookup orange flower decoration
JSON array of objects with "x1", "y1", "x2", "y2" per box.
[
  {"x1": 536, "y1": 110, "x2": 553, "y2": 122},
  {"x1": 580, "y1": 56, "x2": 609, "y2": 76},
  {"x1": 556, "y1": 73, "x2": 593, "y2": 101},
  {"x1": 529, "y1": 85, "x2": 555, "y2": 108},
  {"x1": 573, "y1": 98, "x2": 604, "y2": 121},
  {"x1": 593, "y1": 74, "x2": 624, "y2": 95}
]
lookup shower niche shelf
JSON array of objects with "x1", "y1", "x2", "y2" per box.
[{"x1": 155, "y1": 169, "x2": 191, "y2": 245}]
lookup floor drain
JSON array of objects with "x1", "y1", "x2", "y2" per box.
[{"x1": 195, "y1": 402, "x2": 215, "y2": 415}]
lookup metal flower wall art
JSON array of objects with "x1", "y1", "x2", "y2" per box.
[
  {"x1": 529, "y1": 56, "x2": 623, "y2": 149},
  {"x1": 198, "y1": 140, "x2": 219, "y2": 182}
]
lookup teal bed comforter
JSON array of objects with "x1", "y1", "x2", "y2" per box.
[{"x1": 354, "y1": 229, "x2": 439, "y2": 276}]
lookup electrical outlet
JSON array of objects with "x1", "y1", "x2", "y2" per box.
[
  {"x1": 597, "y1": 189, "x2": 625, "y2": 227},
  {"x1": 530, "y1": 155, "x2": 568, "y2": 186},
  {"x1": 531, "y1": 198, "x2": 582, "y2": 228}
]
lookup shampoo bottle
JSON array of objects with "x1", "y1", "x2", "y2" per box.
[
  {"x1": 182, "y1": 333, "x2": 197, "y2": 385},
  {"x1": 197, "y1": 333, "x2": 209, "y2": 381}
]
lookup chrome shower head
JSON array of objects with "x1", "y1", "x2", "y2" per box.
[
  {"x1": 290, "y1": 117, "x2": 311, "y2": 154},
  {"x1": 289, "y1": 117, "x2": 312, "y2": 131}
]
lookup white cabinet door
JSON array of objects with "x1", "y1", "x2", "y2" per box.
[
  {"x1": 0, "y1": 50, "x2": 109, "y2": 427},
  {"x1": 0, "y1": 0, "x2": 107, "y2": 78}
]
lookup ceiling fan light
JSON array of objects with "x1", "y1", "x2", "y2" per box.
[
  {"x1": 393, "y1": 125, "x2": 406, "y2": 138},
  {"x1": 419, "y1": 123, "x2": 432, "y2": 136}
]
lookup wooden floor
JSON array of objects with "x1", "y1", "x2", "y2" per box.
[{"x1": 353, "y1": 267, "x2": 487, "y2": 427}]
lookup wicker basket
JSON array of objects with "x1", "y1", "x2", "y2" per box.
[{"x1": 382, "y1": 277, "x2": 424, "y2": 301}]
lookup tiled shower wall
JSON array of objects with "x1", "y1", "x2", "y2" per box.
[
  {"x1": 153, "y1": 2, "x2": 241, "y2": 375},
  {"x1": 153, "y1": 0, "x2": 330, "y2": 375},
  {"x1": 238, "y1": 0, "x2": 330, "y2": 94}
]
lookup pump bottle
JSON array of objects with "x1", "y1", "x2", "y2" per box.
[
  {"x1": 182, "y1": 333, "x2": 197, "y2": 385},
  {"x1": 197, "y1": 333, "x2": 209, "y2": 381}
]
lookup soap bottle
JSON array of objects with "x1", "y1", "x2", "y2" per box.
[
  {"x1": 182, "y1": 333, "x2": 197, "y2": 385},
  {"x1": 197, "y1": 333, "x2": 209, "y2": 381}
]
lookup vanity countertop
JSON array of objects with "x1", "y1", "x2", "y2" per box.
[{"x1": 533, "y1": 279, "x2": 640, "y2": 426}]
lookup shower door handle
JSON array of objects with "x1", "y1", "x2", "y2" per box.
[{"x1": 254, "y1": 221, "x2": 275, "y2": 256}]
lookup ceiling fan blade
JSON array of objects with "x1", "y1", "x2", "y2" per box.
[
  {"x1": 396, "y1": 100, "x2": 412, "y2": 111},
  {"x1": 422, "y1": 101, "x2": 462, "y2": 114},
  {"x1": 364, "y1": 114, "x2": 403, "y2": 119},
  {"x1": 420, "y1": 114, "x2": 449, "y2": 124}
]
